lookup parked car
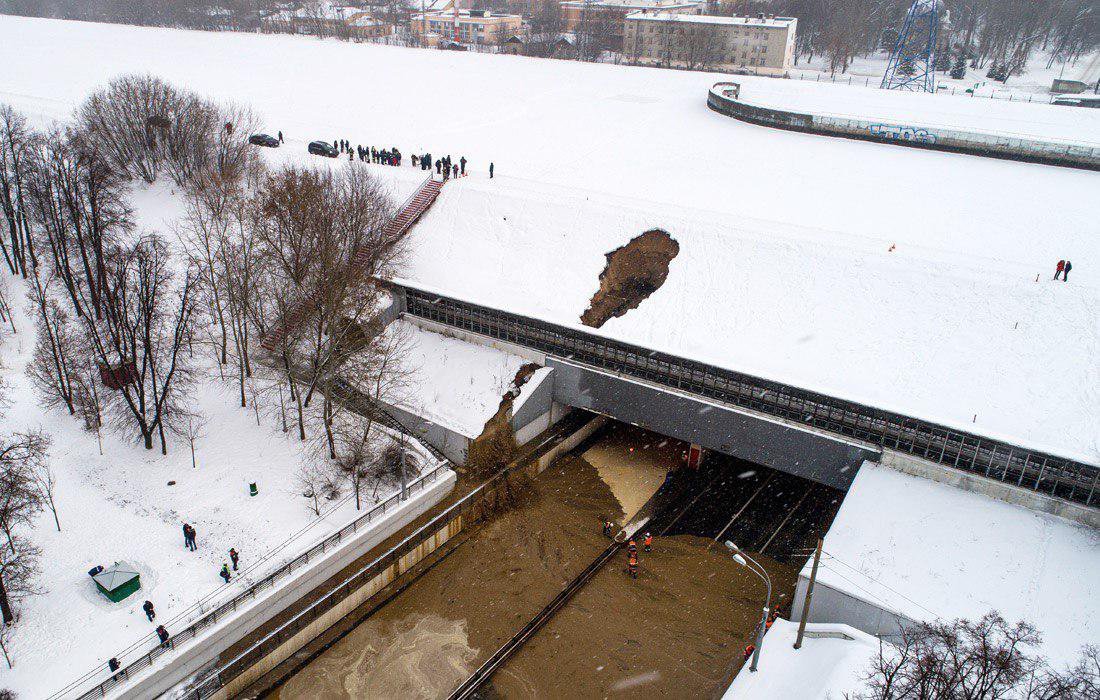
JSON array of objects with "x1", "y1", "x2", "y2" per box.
[
  {"x1": 308, "y1": 140, "x2": 339, "y2": 157},
  {"x1": 248, "y1": 133, "x2": 280, "y2": 147}
]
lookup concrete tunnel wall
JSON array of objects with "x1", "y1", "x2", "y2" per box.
[{"x1": 547, "y1": 358, "x2": 878, "y2": 489}]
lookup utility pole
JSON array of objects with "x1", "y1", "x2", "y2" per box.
[{"x1": 793, "y1": 538, "x2": 823, "y2": 650}]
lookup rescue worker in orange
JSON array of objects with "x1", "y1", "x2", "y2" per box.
[
  {"x1": 628, "y1": 553, "x2": 639, "y2": 579},
  {"x1": 628, "y1": 538, "x2": 637, "y2": 556},
  {"x1": 743, "y1": 644, "x2": 755, "y2": 661},
  {"x1": 643, "y1": 532, "x2": 653, "y2": 552}
]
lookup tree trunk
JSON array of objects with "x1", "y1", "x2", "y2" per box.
[{"x1": 0, "y1": 576, "x2": 13, "y2": 625}]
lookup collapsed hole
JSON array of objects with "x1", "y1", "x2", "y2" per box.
[{"x1": 581, "y1": 229, "x2": 679, "y2": 328}]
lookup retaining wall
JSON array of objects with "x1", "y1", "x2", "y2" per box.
[{"x1": 707, "y1": 82, "x2": 1100, "y2": 170}]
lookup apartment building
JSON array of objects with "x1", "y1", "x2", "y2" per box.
[
  {"x1": 624, "y1": 13, "x2": 796, "y2": 75},
  {"x1": 560, "y1": 0, "x2": 704, "y2": 49},
  {"x1": 411, "y1": 9, "x2": 525, "y2": 46}
]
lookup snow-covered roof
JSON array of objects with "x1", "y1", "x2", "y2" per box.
[
  {"x1": 92, "y1": 562, "x2": 140, "y2": 590},
  {"x1": 626, "y1": 11, "x2": 794, "y2": 27},
  {"x1": 809, "y1": 462, "x2": 1100, "y2": 665}
]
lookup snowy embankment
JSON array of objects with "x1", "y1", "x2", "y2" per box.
[
  {"x1": 392, "y1": 319, "x2": 527, "y2": 438},
  {"x1": 722, "y1": 619, "x2": 876, "y2": 700},
  {"x1": 808, "y1": 462, "x2": 1100, "y2": 667},
  {"x1": 1, "y1": 16, "x2": 1094, "y2": 464}
]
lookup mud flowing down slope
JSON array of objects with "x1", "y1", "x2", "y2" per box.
[{"x1": 582, "y1": 230, "x2": 680, "y2": 328}]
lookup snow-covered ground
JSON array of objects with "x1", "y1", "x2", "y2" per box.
[
  {"x1": 809, "y1": 462, "x2": 1100, "y2": 666},
  {"x1": 1, "y1": 16, "x2": 1095, "y2": 466},
  {"x1": 391, "y1": 319, "x2": 527, "y2": 437},
  {"x1": 0, "y1": 273, "x2": 394, "y2": 697},
  {"x1": 722, "y1": 619, "x2": 877, "y2": 700}
]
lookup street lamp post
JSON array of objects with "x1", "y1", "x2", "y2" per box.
[{"x1": 726, "y1": 541, "x2": 772, "y2": 673}]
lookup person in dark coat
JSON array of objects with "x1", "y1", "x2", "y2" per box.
[
  {"x1": 460, "y1": 156, "x2": 467, "y2": 175},
  {"x1": 156, "y1": 625, "x2": 170, "y2": 648},
  {"x1": 220, "y1": 563, "x2": 231, "y2": 583},
  {"x1": 333, "y1": 139, "x2": 339, "y2": 151},
  {"x1": 435, "y1": 159, "x2": 442, "y2": 174},
  {"x1": 185, "y1": 524, "x2": 197, "y2": 551},
  {"x1": 229, "y1": 548, "x2": 240, "y2": 571},
  {"x1": 489, "y1": 162, "x2": 494, "y2": 179},
  {"x1": 143, "y1": 600, "x2": 155, "y2": 621},
  {"x1": 182, "y1": 522, "x2": 190, "y2": 548},
  {"x1": 1055, "y1": 260, "x2": 1065, "y2": 280},
  {"x1": 278, "y1": 130, "x2": 283, "y2": 143},
  {"x1": 1063, "y1": 260, "x2": 1072, "y2": 281},
  {"x1": 452, "y1": 163, "x2": 459, "y2": 179}
]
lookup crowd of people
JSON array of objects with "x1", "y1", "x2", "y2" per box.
[{"x1": 315, "y1": 134, "x2": 495, "y2": 180}]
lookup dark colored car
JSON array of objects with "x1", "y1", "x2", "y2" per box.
[
  {"x1": 248, "y1": 133, "x2": 280, "y2": 147},
  {"x1": 308, "y1": 140, "x2": 339, "y2": 157}
]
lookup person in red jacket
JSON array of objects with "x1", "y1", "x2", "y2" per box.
[{"x1": 1054, "y1": 260, "x2": 1065, "y2": 280}]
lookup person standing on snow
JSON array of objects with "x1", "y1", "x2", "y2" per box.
[
  {"x1": 1063, "y1": 260, "x2": 1072, "y2": 281},
  {"x1": 1054, "y1": 260, "x2": 1065, "y2": 280},
  {"x1": 452, "y1": 163, "x2": 459, "y2": 179},
  {"x1": 460, "y1": 156, "x2": 467, "y2": 175},
  {"x1": 143, "y1": 600, "x2": 156, "y2": 621},
  {"x1": 278, "y1": 130, "x2": 283, "y2": 143},
  {"x1": 489, "y1": 162, "x2": 494, "y2": 179},
  {"x1": 229, "y1": 548, "x2": 240, "y2": 571},
  {"x1": 156, "y1": 625, "x2": 170, "y2": 648},
  {"x1": 220, "y1": 563, "x2": 231, "y2": 583}
]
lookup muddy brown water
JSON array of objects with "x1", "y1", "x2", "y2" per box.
[{"x1": 274, "y1": 430, "x2": 794, "y2": 699}]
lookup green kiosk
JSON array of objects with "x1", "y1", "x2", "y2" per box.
[{"x1": 92, "y1": 562, "x2": 141, "y2": 603}]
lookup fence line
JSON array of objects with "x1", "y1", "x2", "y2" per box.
[{"x1": 62, "y1": 459, "x2": 450, "y2": 700}]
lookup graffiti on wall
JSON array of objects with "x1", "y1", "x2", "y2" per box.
[{"x1": 868, "y1": 123, "x2": 938, "y2": 144}]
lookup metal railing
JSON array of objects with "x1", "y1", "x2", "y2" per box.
[
  {"x1": 397, "y1": 284, "x2": 1099, "y2": 509},
  {"x1": 64, "y1": 459, "x2": 450, "y2": 700}
]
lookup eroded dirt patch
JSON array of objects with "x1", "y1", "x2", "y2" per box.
[{"x1": 581, "y1": 229, "x2": 679, "y2": 328}]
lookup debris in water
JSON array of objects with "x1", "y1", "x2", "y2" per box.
[{"x1": 738, "y1": 470, "x2": 756, "y2": 479}]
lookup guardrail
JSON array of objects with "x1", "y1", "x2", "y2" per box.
[
  {"x1": 65, "y1": 459, "x2": 450, "y2": 700},
  {"x1": 707, "y1": 82, "x2": 1100, "y2": 171},
  {"x1": 394, "y1": 283, "x2": 1098, "y2": 509}
]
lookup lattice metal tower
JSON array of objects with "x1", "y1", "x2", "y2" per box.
[{"x1": 880, "y1": 0, "x2": 940, "y2": 92}]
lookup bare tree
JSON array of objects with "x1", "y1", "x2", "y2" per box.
[
  {"x1": 0, "y1": 535, "x2": 41, "y2": 626},
  {"x1": 25, "y1": 270, "x2": 81, "y2": 415},
  {"x1": 849, "y1": 612, "x2": 1098, "y2": 700},
  {"x1": 30, "y1": 462, "x2": 60, "y2": 532},
  {"x1": 0, "y1": 431, "x2": 47, "y2": 557},
  {"x1": 296, "y1": 461, "x2": 339, "y2": 516},
  {"x1": 169, "y1": 408, "x2": 209, "y2": 470},
  {"x1": 0, "y1": 104, "x2": 36, "y2": 279},
  {"x1": 79, "y1": 234, "x2": 195, "y2": 453}
]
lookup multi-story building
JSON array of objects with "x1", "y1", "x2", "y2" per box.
[
  {"x1": 411, "y1": 9, "x2": 526, "y2": 47},
  {"x1": 560, "y1": 0, "x2": 704, "y2": 49},
  {"x1": 623, "y1": 13, "x2": 796, "y2": 75}
]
